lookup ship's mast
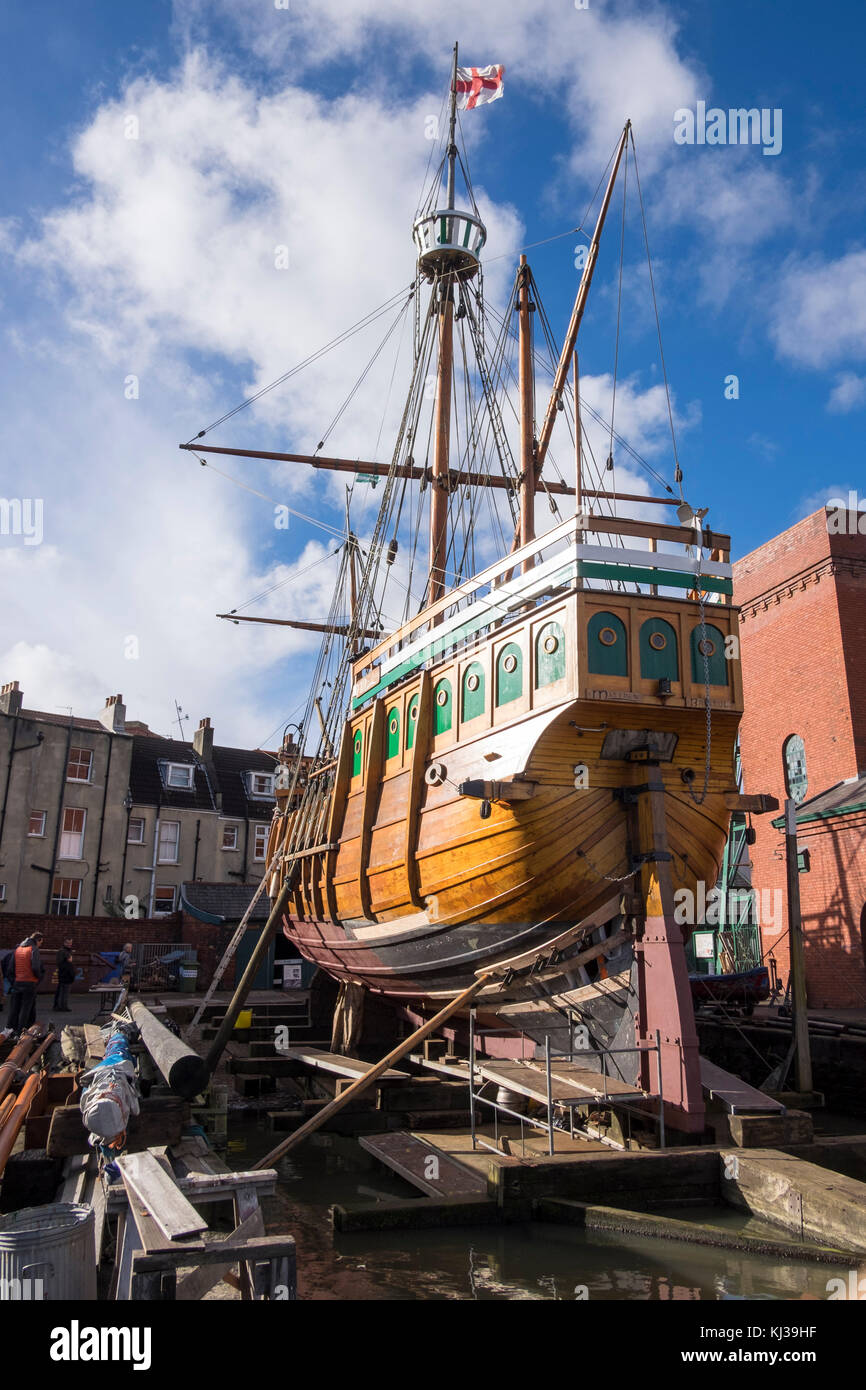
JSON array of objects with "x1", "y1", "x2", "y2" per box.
[
  {"x1": 517, "y1": 253, "x2": 536, "y2": 570},
  {"x1": 428, "y1": 43, "x2": 460, "y2": 608}
]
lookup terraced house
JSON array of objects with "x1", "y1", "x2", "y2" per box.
[{"x1": 0, "y1": 683, "x2": 280, "y2": 918}]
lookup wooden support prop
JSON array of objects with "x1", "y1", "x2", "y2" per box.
[
  {"x1": 204, "y1": 872, "x2": 297, "y2": 1077},
  {"x1": 130, "y1": 1001, "x2": 208, "y2": 1099},
  {"x1": 252, "y1": 974, "x2": 489, "y2": 1169}
]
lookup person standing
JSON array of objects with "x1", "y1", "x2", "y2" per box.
[
  {"x1": 8, "y1": 931, "x2": 45, "y2": 1034},
  {"x1": 53, "y1": 937, "x2": 75, "y2": 1012},
  {"x1": 117, "y1": 942, "x2": 135, "y2": 989}
]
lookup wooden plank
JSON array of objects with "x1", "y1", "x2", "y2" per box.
[
  {"x1": 106, "y1": 1168, "x2": 277, "y2": 1212},
  {"x1": 276, "y1": 1048, "x2": 407, "y2": 1081},
  {"x1": 700, "y1": 1057, "x2": 784, "y2": 1114},
  {"x1": 359, "y1": 1132, "x2": 487, "y2": 1197},
  {"x1": 117, "y1": 1151, "x2": 209, "y2": 1242},
  {"x1": 47, "y1": 1096, "x2": 187, "y2": 1157},
  {"x1": 131, "y1": 1233, "x2": 295, "y2": 1274},
  {"x1": 358, "y1": 697, "x2": 385, "y2": 919},
  {"x1": 475, "y1": 1059, "x2": 643, "y2": 1106},
  {"x1": 324, "y1": 720, "x2": 352, "y2": 924},
  {"x1": 723, "y1": 792, "x2": 780, "y2": 814},
  {"x1": 404, "y1": 670, "x2": 432, "y2": 907}
]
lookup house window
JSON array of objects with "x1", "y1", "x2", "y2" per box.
[
  {"x1": 66, "y1": 747, "x2": 92, "y2": 782},
  {"x1": 222, "y1": 825, "x2": 239, "y2": 851},
  {"x1": 248, "y1": 772, "x2": 275, "y2": 797},
  {"x1": 51, "y1": 877, "x2": 81, "y2": 916},
  {"x1": 166, "y1": 763, "x2": 195, "y2": 789},
  {"x1": 28, "y1": 810, "x2": 46, "y2": 837},
  {"x1": 158, "y1": 820, "x2": 180, "y2": 863},
  {"x1": 59, "y1": 807, "x2": 86, "y2": 859},
  {"x1": 128, "y1": 817, "x2": 145, "y2": 844},
  {"x1": 153, "y1": 885, "x2": 176, "y2": 916},
  {"x1": 253, "y1": 823, "x2": 268, "y2": 861}
]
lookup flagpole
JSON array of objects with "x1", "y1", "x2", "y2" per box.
[{"x1": 446, "y1": 41, "x2": 459, "y2": 213}]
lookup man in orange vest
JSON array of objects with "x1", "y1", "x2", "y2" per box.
[{"x1": 7, "y1": 932, "x2": 45, "y2": 1036}]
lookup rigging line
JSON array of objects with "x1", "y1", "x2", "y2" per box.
[
  {"x1": 415, "y1": 85, "x2": 450, "y2": 219},
  {"x1": 374, "y1": 293, "x2": 413, "y2": 460},
  {"x1": 227, "y1": 544, "x2": 342, "y2": 614},
  {"x1": 317, "y1": 295, "x2": 412, "y2": 451},
  {"x1": 194, "y1": 457, "x2": 347, "y2": 540},
  {"x1": 606, "y1": 140, "x2": 628, "y2": 526},
  {"x1": 629, "y1": 128, "x2": 684, "y2": 501},
  {"x1": 185, "y1": 284, "x2": 414, "y2": 442},
  {"x1": 484, "y1": 295, "x2": 676, "y2": 495},
  {"x1": 483, "y1": 135, "x2": 619, "y2": 267}
]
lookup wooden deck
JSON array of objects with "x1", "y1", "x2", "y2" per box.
[
  {"x1": 475, "y1": 1058, "x2": 647, "y2": 1107},
  {"x1": 699, "y1": 1057, "x2": 785, "y2": 1114},
  {"x1": 275, "y1": 1047, "x2": 407, "y2": 1081}
]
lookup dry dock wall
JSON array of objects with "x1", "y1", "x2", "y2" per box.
[{"x1": 721, "y1": 1147, "x2": 866, "y2": 1254}]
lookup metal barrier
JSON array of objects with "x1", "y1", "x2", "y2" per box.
[{"x1": 467, "y1": 1008, "x2": 667, "y2": 1157}]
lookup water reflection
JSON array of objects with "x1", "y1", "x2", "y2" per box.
[{"x1": 226, "y1": 1120, "x2": 836, "y2": 1302}]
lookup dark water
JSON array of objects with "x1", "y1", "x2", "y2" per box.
[{"x1": 225, "y1": 1119, "x2": 840, "y2": 1302}]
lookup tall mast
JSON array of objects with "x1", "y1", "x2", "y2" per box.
[
  {"x1": 535, "y1": 120, "x2": 630, "y2": 479},
  {"x1": 428, "y1": 42, "x2": 460, "y2": 608},
  {"x1": 517, "y1": 254, "x2": 536, "y2": 569}
]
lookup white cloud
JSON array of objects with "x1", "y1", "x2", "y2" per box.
[
  {"x1": 827, "y1": 371, "x2": 866, "y2": 414},
  {"x1": 769, "y1": 249, "x2": 866, "y2": 369}
]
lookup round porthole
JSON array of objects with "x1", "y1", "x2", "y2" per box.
[
  {"x1": 436, "y1": 689, "x2": 449, "y2": 707},
  {"x1": 466, "y1": 673, "x2": 480, "y2": 692},
  {"x1": 649, "y1": 631, "x2": 667, "y2": 651},
  {"x1": 503, "y1": 653, "x2": 518, "y2": 673},
  {"x1": 389, "y1": 717, "x2": 398, "y2": 735},
  {"x1": 599, "y1": 627, "x2": 618, "y2": 646},
  {"x1": 543, "y1": 634, "x2": 559, "y2": 654},
  {"x1": 353, "y1": 736, "x2": 362, "y2": 751},
  {"x1": 409, "y1": 704, "x2": 418, "y2": 721},
  {"x1": 698, "y1": 637, "x2": 716, "y2": 657}
]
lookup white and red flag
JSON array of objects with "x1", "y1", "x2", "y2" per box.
[{"x1": 454, "y1": 65, "x2": 505, "y2": 111}]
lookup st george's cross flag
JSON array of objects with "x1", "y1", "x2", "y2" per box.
[{"x1": 454, "y1": 65, "x2": 505, "y2": 111}]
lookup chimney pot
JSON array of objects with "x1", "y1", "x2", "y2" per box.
[
  {"x1": 194, "y1": 716, "x2": 214, "y2": 761},
  {"x1": 0, "y1": 681, "x2": 23, "y2": 716}
]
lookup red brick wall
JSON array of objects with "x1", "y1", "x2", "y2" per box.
[
  {"x1": 796, "y1": 815, "x2": 866, "y2": 1009},
  {"x1": 733, "y1": 508, "x2": 866, "y2": 1007},
  {"x1": 0, "y1": 913, "x2": 233, "y2": 992}
]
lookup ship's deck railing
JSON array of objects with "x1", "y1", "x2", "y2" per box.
[{"x1": 352, "y1": 509, "x2": 732, "y2": 709}]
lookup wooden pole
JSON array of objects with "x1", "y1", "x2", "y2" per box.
[
  {"x1": 573, "y1": 349, "x2": 582, "y2": 512},
  {"x1": 785, "y1": 800, "x2": 813, "y2": 1094},
  {"x1": 131, "y1": 1002, "x2": 209, "y2": 1100},
  {"x1": 518, "y1": 256, "x2": 536, "y2": 570},
  {"x1": 252, "y1": 974, "x2": 489, "y2": 1169},
  {"x1": 429, "y1": 286, "x2": 454, "y2": 607},
  {"x1": 535, "y1": 121, "x2": 630, "y2": 475},
  {"x1": 204, "y1": 874, "x2": 296, "y2": 1077}
]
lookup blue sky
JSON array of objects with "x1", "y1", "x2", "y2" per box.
[{"x1": 1, "y1": 0, "x2": 863, "y2": 744}]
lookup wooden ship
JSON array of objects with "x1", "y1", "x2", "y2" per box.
[{"x1": 185, "y1": 49, "x2": 754, "y2": 1132}]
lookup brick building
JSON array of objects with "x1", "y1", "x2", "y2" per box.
[{"x1": 734, "y1": 505, "x2": 866, "y2": 1009}]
